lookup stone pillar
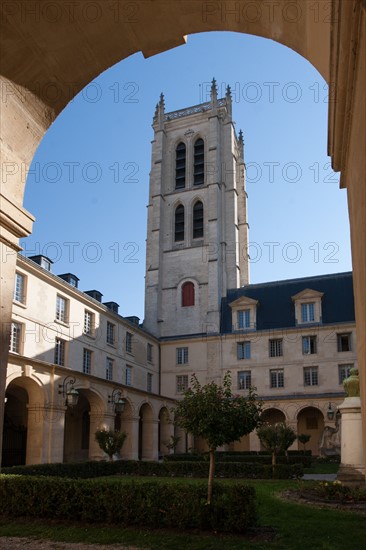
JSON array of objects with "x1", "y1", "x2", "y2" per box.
[
  {"x1": 141, "y1": 419, "x2": 159, "y2": 461},
  {"x1": 337, "y1": 397, "x2": 365, "y2": 484},
  {"x1": 122, "y1": 416, "x2": 139, "y2": 460},
  {"x1": 249, "y1": 430, "x2": 261, "y2": 452},
  {"x1": 43, "y1": 404, "x2": 66, "y2": 464},
  {"x1": 0, "y1": 77, "x2": 51, "y2": 468},
  {"x1": 337, "y1": 368, "x2": 365, "y2": 484},
  {"x1": 26, "y1": 405, "x2": 45, "y2": 464}
]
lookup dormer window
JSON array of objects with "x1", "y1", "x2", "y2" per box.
[
  {"x1": 229, "y1": 295, "x2": 258, "y2": 331},
  {"x1": 292, "y1": 288, "x2": 323, "y2": 325},
  {"x1": 301, "y1": 302, "x2": 315, "y2": 323},
  {"x1": 238, "y1": 309, "x2": 250, "y2": 329}
]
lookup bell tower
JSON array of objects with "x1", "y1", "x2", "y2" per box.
[{"x1": 144, "y1": 79, "x2": 249, "y2": 338}]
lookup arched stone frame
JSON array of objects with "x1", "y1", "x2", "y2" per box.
[
  {"x1": 173, "y1": 138, "x2": 188, "y2": 192},
  {"x1": 172, "y1": 200, "x2": 185, "y2": 246},
  {"x1": 4, "y1": 374, "x2": 46, "y2": 466},
  {"x1": 296, "y1": 404, "x2": 326, "y2": 456},
  {"x1": 63, "y1": 385, "x2": 106, "y2": 462},
  {"x1": 138, "y1": 400, "x2": 156, "y2": 460},
  {"x1": 191, "y1": 135, "x2": 206, "y2": 188},
  {"x1": 176, "y1": 277, "x2": 200, "y2": 311},
  {"x1": 190, "y1": 195, "x2": 205, "y2": 243},
  {"x1": 0, "y1": 1, "x2": 364, "y2": 475}
]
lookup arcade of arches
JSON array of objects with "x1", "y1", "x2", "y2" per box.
[
  {"x1": 2, "y1": 375, "x2": 175, "y2": 466},
  {"x1": 0, "y1": 1, "x2": 365, "y2": 468}
]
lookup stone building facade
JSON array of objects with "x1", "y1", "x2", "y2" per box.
[{"x1": 3, "y1": 91, "x2": 357, "y2": 464}]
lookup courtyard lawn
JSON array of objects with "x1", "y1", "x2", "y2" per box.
[{"x1": 0, "y1": 478, "x2": 365, "y2": 549}]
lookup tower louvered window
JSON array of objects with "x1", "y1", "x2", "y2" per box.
[
  {"x1": 193, "y1": 138, "x2": 204, "y2": 185},
  {"x1": 175, "y1": 142, "x2": 186, "y2": 189},
  {"x1": 175, "y1": 205, "x2": 185, "y2": 242},
  {"x1": 193, "y1": 201, "x2": 204, "y2": 239}
]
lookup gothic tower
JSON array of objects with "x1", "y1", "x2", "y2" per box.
[{"x1": 144, "y1": 80, "x2": 249, "y2": 338}]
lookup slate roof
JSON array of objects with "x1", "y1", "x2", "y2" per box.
[{"x1": 221, "y1": 272, "x2": 355, "y2": 333}]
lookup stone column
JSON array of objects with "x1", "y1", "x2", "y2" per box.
[
  {"x1": 249, "y1": 430, "x2": 261, "y2": 452},
  {"x1": 26, "y1": 404, "x2": 45, "y2": 464},
  {"x1": 337, "y1": 369, "x2": 365, "y2": 484},
  {"x1": 0, "y1": 77, "x2": 51, "y2": 468},
  {"x1": 42, "y1": 404, "x2": 67, "y2": 464},
  {"x1": 122, "y1": 416, "x2": 139, "y2": 460}
]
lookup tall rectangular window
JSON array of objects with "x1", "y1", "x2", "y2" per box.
[
  {"x1": 126, "y1": 332, "x2": 133, "y2": 353},
  {"x1": 337, "y1": 333, "x2": 351, "y2": 352},
  {"x1": 147, "y1": 343, "x2": 153, "y2": 362},
  {"x1": 338, "y1": 364, "x2": 353, "y2": 384},
  {"x1": 14, "y1": 272, "x2": 26, "y2": 304},
  {"x1": 304, "y1": 366, "x2": 318, "y2": 386},
  {"x1": 107, "y1": 322, "x2": 115, "y2": 345},
  {"x1": 126, "y1": 365, "x2": 132, "y2": 386},
  {"x1": 269, "y1": 339, "x2": 283, "y2": 357},
  {"x1": 147, "y1": 372, "x2": 153, "y2": 392},
  {"x1": 106, "y1": 357, "x2": 113, "y2": 381},
  {"x1": 301, "y1": 302, "x2": 315, "y2": 323},
  {"x1": 83, "y1": 348, "x2": 92, "y2": 374},
  {"x1": 176, "y1": 347, "x2": 188, "y2": 364},
  {"x1": 54, "y1": 338, "x2": 66, "y2": 366},
  {"x1": 84, "y1": 310, "x2": 94, "y2": 336},
  {"x1": 9, "y1": 322, "x2": 22, "y2": 353},
  {"x1": 237, "y1": 309, "x2": 250, "y2": 329},
  {"x1": 270, "y1": 369, "x2": 284, "y2": 388},
  {"x1": 56, "y1": 295, "x2": 68, "y2": 323},
  {"x1": 176, "y1": 375, "x2": 189, "y2": 393},
  {"x1": 237, "y1": 341, "x2": 251, "y2": 360},
  {"x1": 238, "y1": 370, "x2": 251, "y2": 390},
  {"x1": 302, "y1": 335, "x2": 317, "y2": 355}
]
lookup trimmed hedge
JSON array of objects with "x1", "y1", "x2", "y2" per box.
[
  {"x1": 1, "y1": 459, "x2": 303, "y2": 479},
  {"x1": 163, "y1": 452, "x2": 311, "y2": 467},
  {"x1": 0, "y1": 475, "x2": 257, "y2": 533}
]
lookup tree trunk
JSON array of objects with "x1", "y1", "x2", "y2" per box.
[
  {"x1": 272, "y1": 451, "x2": 276, "y2": 478},
  {"x1": 207, "y1": 449, "x2": 215, "y2": 505}
]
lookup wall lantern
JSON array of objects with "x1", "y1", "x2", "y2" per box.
[
  {"x1": 108, "y1": 389, "x2": 125, "y2": 414},
  {"x1": 58, "y1": 376, "x2": 79, "y2": 408},
  {"x1": 327, "y1": 402, "x2": 335, "y2": 420}
]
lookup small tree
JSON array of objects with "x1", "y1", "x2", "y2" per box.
[
  {"x1": 165, "y1": 435, "x2": 181, "y2": 452},
  {"x1": 297, "y1": 433, "x2": 311, "y2": 451},
  {"x1": 173, "y1": 372, "x2": 262, "y2": 504},
  {"x1": 257, "y1": 422, "x2": 297, "y2": 470},
  {"x1": 95, "y1": 429, "x2": 127, "y2": 462}
]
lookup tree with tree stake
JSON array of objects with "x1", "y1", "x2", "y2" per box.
[
  {"x1": 173, "y1": 372, "x2": 262, "y2": 504},
  {"x1": 257, "y1": 422, "x2": 297, "y2": 474},
  {"x1": 95, "y1": 429, "x2": 127, "y2": 461}
]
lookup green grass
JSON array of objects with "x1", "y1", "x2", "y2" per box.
[
  {"x1": 0, "y1": 477, "x2": 364, "y2": 549},
  {"x1": 303, "y1": 462, "x2": 339, "y2": 474}
]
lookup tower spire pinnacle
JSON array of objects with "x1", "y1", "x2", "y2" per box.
[{"x1": 210, "y1": 77, "x2": 218, "y2": 106}]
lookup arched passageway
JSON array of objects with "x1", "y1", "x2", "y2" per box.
[
  {"x1": 63, "y1": 388, "x2": 105, "y2": 462},
  {"x1": 0, "y1": 1, "x2": 364, "y2": 474},
  {"x1": 2, "y1": 377, "x2": 45, "y2": 465},
  {"x1": 138, "y1": 403, "x2": 155, "y2": 460},
  {"x1": 297, "y1": 406, "x2": 325, "y2": 456},
  {"x1": 259, "y1": 408, "x2": 287, "y2": 451}
]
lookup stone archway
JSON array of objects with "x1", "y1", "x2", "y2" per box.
[
  {"x1": 297, "y1": 406, "x2": 325, "y2": 456},
  {"x1": 259, "y1": 408, "x2": 287, "y2": 451},
  {"x1": 2, "y1": 376, "x2": 45, "y2": 465},
  {"x1": 0, "y1": 1, "x2": 365, "y2": 473},
  {"x1": 63, "y1": 388, "x2": 105, "y2": 462},
  {"x1": 138, "y1": 402, "x2": 155, "y2": 460}
]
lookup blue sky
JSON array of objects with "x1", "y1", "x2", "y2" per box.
[{"x1": 23, "y1": 32, "x2": 352, "y2": 320}]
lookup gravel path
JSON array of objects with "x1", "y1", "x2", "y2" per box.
[{"x1": 0, "y1": 538, "x2": 143, "y2": 549}]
